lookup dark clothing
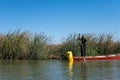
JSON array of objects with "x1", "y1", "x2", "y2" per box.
[
  {"x1": 78, "y1": 35, "x2": 87, "y2": 57},
  {"x1": 81, "y1": 36, "x2": 87, "y2": 57},
  {"x1": 80, "y1": 45, "x2": 83, "y2": 56}
]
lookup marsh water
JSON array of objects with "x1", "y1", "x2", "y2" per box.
[{"x1": 0, "y1": 60, "x2": 120, "y2": 80}]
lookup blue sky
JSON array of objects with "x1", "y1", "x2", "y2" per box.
[{"x1": 0, "y1": 0, "x2": 120, "y2": 43}]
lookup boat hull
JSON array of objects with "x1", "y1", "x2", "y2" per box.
[{"x1": 74, "y1": 55, "x2": 120, "y2": 61}]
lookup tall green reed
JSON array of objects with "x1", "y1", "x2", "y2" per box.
[
  {"x1": 29, "y1": 33, "x2": 49, "y2": 59},
  {"x1": 0, "y1": 31, "x2": 50, "y2": 59},
  {"x1": 60, "y1": 33, "x2": 120, "y2": 59},
  {"x1": 0, "y1": 31, "x2": 120, "y2": 60}
]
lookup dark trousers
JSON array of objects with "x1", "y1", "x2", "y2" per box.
[
  {"x1": 81, "y1": 45, "x2": 83, "y2": 57},
  {"x1": 81, "y1": 43, "x2": 86, "y2": 57}
]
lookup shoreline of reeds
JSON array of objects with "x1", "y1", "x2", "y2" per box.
[{"x1": 0, "y1": 30, "x2": 120, "y2": 60}]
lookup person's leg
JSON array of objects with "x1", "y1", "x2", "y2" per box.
[
  {"x1": 81, "y1": 45, "x2": 83, "y2": 57},
  {"x1": 83, "y1": 44, "x2": 86, "y2": 57}
]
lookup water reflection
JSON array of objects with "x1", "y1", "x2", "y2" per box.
[
  {"x1": 67, "y1": 61, "x2": 88, "y2": 80},
  {"x1": 68, "y1": 61, "x2": 73, "y2": 80},
  {"x1": 0, "y1": 60, "x2": 120, "y2": 80},
  {"x1": 80, "y1": 62, "x2": 87, "y2": 80},
  {"x1": 0, "y1": 60, "x2": 42, "y2": 80}
]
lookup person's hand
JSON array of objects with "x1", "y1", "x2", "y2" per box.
[{"x1": 78, "y1": 33, "x2": 80, "y2": 40}]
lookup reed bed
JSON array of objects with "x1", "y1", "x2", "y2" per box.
[
  {"x1": 60, "y1": 33, "x2": 120, "y2": 59},
  {"x1": 0, "y1": 31, "x2": 120, "y2": 60},
  {"x1": 0, "y1": 31, "x2": 50, "y2": 59}
]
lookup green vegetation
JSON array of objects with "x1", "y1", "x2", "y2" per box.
[
  {"x1": 0, "y1": 30, "x2": 50, "y2": 59},
  {"x1": 60, "y1": 33, "x2": 120, "y2": 58},
  {"x1": 0, "y1": 31, "x2": 120, "y2": 60}
]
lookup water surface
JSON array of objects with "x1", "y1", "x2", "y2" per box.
[{"x1": 0, "y1": 60, "x2": 120, "y2": 80}]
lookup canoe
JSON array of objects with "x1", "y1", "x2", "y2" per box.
[{"x1": 74, "y1": 55, "x2": 120, "y2": 61}]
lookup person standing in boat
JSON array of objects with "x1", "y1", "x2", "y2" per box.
[
  {"x1": 78, "y1": 34, "x2": 87, "y2": 57},
  {"x1": 78, "y1": 34, "x2": 83, "y2": 57}
]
